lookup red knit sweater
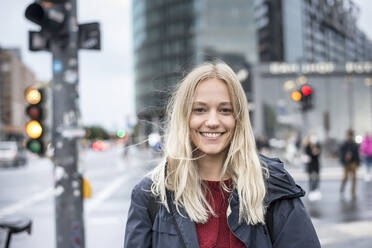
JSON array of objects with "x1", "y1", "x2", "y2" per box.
[{"x1": 196, "y1": 180, "x2": 245, "y2": 248}]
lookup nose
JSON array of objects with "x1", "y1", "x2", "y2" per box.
[{"x1": 205, "y1": 111, "x2": 219, "y2": 128}]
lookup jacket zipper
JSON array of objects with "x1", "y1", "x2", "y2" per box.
[{"x1": 263, "y1": 224, "x2": 273, "y2": 247}]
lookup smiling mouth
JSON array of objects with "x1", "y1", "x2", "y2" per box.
[{"x1": 199, "y1": 132, "x2": 225, "y2": 138}]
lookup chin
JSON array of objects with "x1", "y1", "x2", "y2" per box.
[{"x1": 198, "y1": 146, "x2": 228, "y2": 156}]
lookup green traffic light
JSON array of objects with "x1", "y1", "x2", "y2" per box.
[
  {"x1": 27, "y1": 140, "x2": 42, "y2": 154},
  {"x1": 117, "y1": 130, "x2": 126, "y2": 138}
]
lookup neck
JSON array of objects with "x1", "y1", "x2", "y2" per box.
[{"x1": 197, "y1": 152, "x2": 228, "y2": 181}]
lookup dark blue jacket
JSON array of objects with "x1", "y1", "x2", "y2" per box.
[
  {"x1": 124, "y1": 155, "x2": 321, "y2": 247},
  {"x1": 339, "y1": 141, "x2": 360, "y2": 166}
]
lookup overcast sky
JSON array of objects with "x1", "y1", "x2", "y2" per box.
[{"x1": 0, "y1": 0, "x2": 371, "y2": 131}]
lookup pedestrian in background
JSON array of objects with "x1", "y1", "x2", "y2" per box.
[
  {"x1": 339, "y1": 129, "x2": 360, "y2": 198},
  {"x1": 360, "y1": 133, "x2": 372, "y2": 182},
  {"x1": 303, "y1": 133, "x2": 322, "y2": 201},
  {"x1": 124, "y1": 62, "x2": 320, "y2": 247},
  {"x1": 284, "y1": 133, "x2": 298, "y2": 165}
]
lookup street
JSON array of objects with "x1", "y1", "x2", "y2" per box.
[{"x1": 0, "y1": 146, "x2": 371, "y2": 247}]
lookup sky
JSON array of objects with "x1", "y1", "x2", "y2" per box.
[{"x1": 0, "y1": 0, "x2": 372, "y2": 131}]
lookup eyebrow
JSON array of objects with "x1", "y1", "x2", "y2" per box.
[{"x1": 193, "y1": 101, "x2": 232, "y2": 106}]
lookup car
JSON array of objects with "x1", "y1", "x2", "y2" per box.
[
  {"x1": 92, "y1": 140, "x2": 108, "y2": 151},
  {"x1": 0, "y1": 141, "x2": 27, "y2": 167}
]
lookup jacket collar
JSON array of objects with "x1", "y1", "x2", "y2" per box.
[{"x1": 259, "y1": 154, "x2": 305, "y2": 205}]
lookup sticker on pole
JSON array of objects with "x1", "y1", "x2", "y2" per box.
[
  {"x1": 53, "y1": 60, "x2": 63, "y2": 73},
  {"x1": 83, "y1": 177, "x2": 92, "y2": 199},
  {"x1": 64, "y1": 70, "x2": 78, "y2": 84}
]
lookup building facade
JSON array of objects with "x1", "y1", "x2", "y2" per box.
[
  {"x1": 252, "y1": 61, "x2": 372, "y2": 142},
  {"x1": 132, "y1": 0, "x2": 372, "y2": 142},
  {"x1": 255, "y1": 0, "x2": 372, "y2": 62},
  {"x1": 132, "y1": 0, "x2": 257, "y2": 133},
  {"x1": 0, "y1": 48, "x2": 36, "y2": 140}
]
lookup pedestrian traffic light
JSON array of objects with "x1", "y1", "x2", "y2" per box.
[
  {"x1": 25, "y1": 87, "x2": 47, "y2": 155},
  {"x1": 300, "y1": 84, "x2": 313, "y2": 111}
]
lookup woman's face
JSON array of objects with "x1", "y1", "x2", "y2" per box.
[{"x1": 189, "y1": 78, "x2": 236, "y2": 156}]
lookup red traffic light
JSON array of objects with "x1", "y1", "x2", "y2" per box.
[
  {"x1": 301, "y1": 85, "x2": 312, "y2": 96},
  {"x1": 26, "y1": 105, "x2": 42, "y2": 120}
]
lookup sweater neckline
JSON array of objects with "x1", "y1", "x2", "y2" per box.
[{"x1": 203, "y1": 179, "x2": 232, "y2": 191}]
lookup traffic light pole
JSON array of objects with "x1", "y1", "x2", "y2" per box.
[
  {"x1": 50, "y1": 0, "x2": 85, "y2": 247},
  {"x1": 25, "y1": 0, "x2": 100, "y2": 246},
  {"x1": 301, "y1": 110, "x2": 309, "y2": 137}
]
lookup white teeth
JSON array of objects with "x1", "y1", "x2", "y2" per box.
[{"x1": 201, "y1": 132, "x2": 222, "y2": 138}]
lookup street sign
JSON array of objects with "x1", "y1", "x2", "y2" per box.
[{"x1": 78, "y1": 22, "x2": 101, "y2": 50}]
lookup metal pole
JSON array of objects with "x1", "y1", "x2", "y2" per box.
[
  {"x1": 0, "y1": 52, "x2": 4, "y2": 141},
  {"x1": 346, "y1": 76, "x2": 354, "y2": 130},
  {"x1": 51, "y1": 0, "x2": 85, "y2": 247},
  {"x1": 301, "y1": 110, "x2": 309, "y2": 137},
  {"x1": 370, "y1": 83, "x2": 372, "y2": 133}
]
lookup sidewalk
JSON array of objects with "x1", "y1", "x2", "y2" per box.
[{"x1": 284, "y1": 156, "x2": 372, "y2": 248}]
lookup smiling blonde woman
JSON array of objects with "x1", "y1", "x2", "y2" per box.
[{"x1": 124, "y1": 62, "x2": 320, "y2": 248}]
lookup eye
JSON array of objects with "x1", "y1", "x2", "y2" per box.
[
  {"x1": 193, "y1": 108, "x2": 206, "y2": 113},
  {"x1": 220, "y1": 108, "x2": 233, "y2": 114}
]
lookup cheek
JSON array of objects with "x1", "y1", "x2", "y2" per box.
[
  {"x1": 189, "y1": 116, "x2": 199, "y2": 145},
  {"x1": 189, "y1": 115, "x2": 201, "y2": 130},
  {"x1": 224, "y1": 118, "x2": 236, "y2": 142},
  {"x1": 224, "y1": 117, "x2": 236, "y2": 130},
  {"x1": 189, "y1": 129, "x2": 200, "y2": 147}
]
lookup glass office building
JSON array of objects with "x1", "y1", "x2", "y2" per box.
[
  {"x1": 253, "y1": 0, "x2": 372, "y2": 142},
  {"x1": 255, "y1": 0, "x2": 372, "y2": 62},
  {"x1": 132, "y1": 0, "x2": 257, "y2": 127}
]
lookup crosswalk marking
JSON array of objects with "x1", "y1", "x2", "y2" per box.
[
  {"x1": 0, "y1": 187, "x2": 54, "y2": 217},
  {"x1": 313, "y1": 219, "x2": 372, "y2": 245},
  {"x1": 85, "y1": 174, "x2": 129, "y2": 214},
  {"x1": 287, "y1": 166, "x2": 369, "y2": 181}
]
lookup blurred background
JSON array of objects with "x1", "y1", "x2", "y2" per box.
[{"x1": 1, "y1": 0, "x2": 372, "y2": 247}]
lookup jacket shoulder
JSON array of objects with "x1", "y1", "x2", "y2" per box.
[
  {"x1": 270, "y1": 197, "x2": 321, "y2": 247},
  {"x1": 124, "y1": 177, "x2": 153, "y2": 247},
  {"x1": 130, "y1": 176, "x2": 153, "y2": 206},
  {"x1": 259, "y1": 154, "x2": 305, "y2": 204}
]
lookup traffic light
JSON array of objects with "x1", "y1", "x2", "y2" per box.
[
  {"x1": 290, "y1": 84, "x2": 314, "y2": 112},
  {"x1": 300, "y1": 84, "x2": 313, "y2": 111},
  {"x1": 25, "y1": 1, "x2": 68, "y2": 35},
  {"x1": 25, "y1": 87, "x2": 47, "y2": 155},
  {"x1": 291, "y1": 90, "x2": 302, "y2": 102},
  {"x1": 25, "y1": 1, "x2": 69, "y2": 51},
  {"x1": 25, "y1": 1, "x2": 100, "y2": 51}
]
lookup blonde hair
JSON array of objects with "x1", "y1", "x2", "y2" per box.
[{"x1": 150, "y1": 62, "x2": 268, "y2": 224}]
